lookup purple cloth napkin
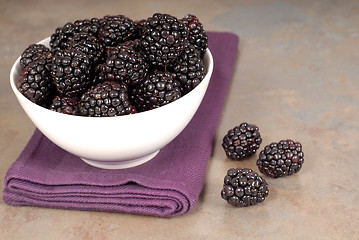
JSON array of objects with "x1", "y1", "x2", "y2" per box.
[{"x1": 3, "y1": 32, "x2": 239, "y2": 217}]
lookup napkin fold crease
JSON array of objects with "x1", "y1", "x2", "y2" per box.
[{"x1": 3, "y1": 32, "x2": 239, "y2": 217}]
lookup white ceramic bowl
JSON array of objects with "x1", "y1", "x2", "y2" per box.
[{"x1": 10, "y1": 37, "x2": 214, "y2": 169}]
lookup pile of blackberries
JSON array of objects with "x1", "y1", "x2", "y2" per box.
[
  {"x1": 17, "y1": 13, "x2": 208, "y2": 116},
  {"x1": 221, "y1": 122, "x2": 304, "y2": 207}
]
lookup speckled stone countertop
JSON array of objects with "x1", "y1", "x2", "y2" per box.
[{"x1": 1, "y1": 0, "x2": 358, "y2": 239}]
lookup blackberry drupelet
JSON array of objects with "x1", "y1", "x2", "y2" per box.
[
  {"x1": 131, "y1": 70, "x2": 181, "y2": 112},
  {"x1": 79, "y1": 81, "x2": 135, "y2": 117},
  {"x1": 170, "y1": 43, "x2": 205, "y2": 95},
  {"x1": 257, "y1": 139, "x2": 304, "y2": 178},
  {"x1": 50, "y1": 48, "x2": 91, "y2": 97},
  {"x1": 20, "y1": 44, "x2": 52, "y2": 69},
  {"x1": 140, "y1": 13, "x2": 189, "y2": 68},
  {"x1": 98, "y1": 15, "x2": 135, "y2": 47},
  {"x1": 181, "y1": 14, "x2": 208, "y2": 56},
  {"x1": 49, "y1": 95, "x2": 80, "y2": 115},
  {"x1": 221, "y1": 168, "x2": 269, "y2": 207},
  {"x1": 222, "y1": 123, "x2": 262, "y2": 160},
  {"x1": 17, "y1": 59, "x2": 53, "y2": 106},
  {"x1": 99, "y1": 44, "x2": 148, "y2": 86}
]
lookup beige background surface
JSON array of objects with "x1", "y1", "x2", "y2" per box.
[{"x1": 1, "y1": 0, "x2": 359, "y2": 239}]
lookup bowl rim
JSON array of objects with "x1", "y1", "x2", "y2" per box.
[{"x1": 10, "y1": 37, "x2": 214, "y2": 120}]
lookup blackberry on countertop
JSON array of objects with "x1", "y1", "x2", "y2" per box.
[
  {"x1": 49, "y1": 95, "x2": 80, "y2": 115},
  {"x1": 17, "y1": 59, "x2": 53, "y2": 106},
  {"x1": 222, "y1": 123, "x2": 262, "y2": 160},
  {"x1": 20, "y1": 44, "x2": 52, "y2": 69},
  {"x1": 50, "y1": 48, "x2": 91, "y2": 97},
  {"x1": 99, "y1": 44, "x2": 148, "y2": 86},
  {"x1": 221, "y1": 168, "x2": 269, "y2": 207},
  {"x1": 170, "y1": 43, "x2": 205, "y2": 95},
  {"x1": 257, "y1": 139, "x2": 304, "y2": 178},
  {"x1": 98, "y1": 15, "x2": 135, "y2": 47},
  {"x1": 181, "y1": 14, "x2": 208, "y2": 56},
  {"x1": 130, "y1": 70, "x2": 181, "y2": 112},
  {"x1": 141, "y1": 13, "x2": 189, "y2": 68},
  {"x1": 80, "y1": 81, "x2": 135, "y2": 117}
]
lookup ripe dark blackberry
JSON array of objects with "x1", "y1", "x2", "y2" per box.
[
  {"x1": 141, "y1": 13, "x2": 189, "y2": 68},
  {"x1": 49, "y1": 95, "x2": 80, "y2": 115},
  {"x1": 99, "y1": 44, "x2": 148, "y2": 86},
  {"x1": 170, "y1": 43, "x2": 205, "y2": 95},
  {"x1": 69, "y1": 31, "x2": 105, "y2": 67},
  {"x1": 181, "y1": 14, "x2": 208, "y2": 56},
  {"x1": 20, "y1": 44, "x2": 52, "y2": 69},
  {"x1": 50, "y1": 48, "x2": 91, "y2": 97},
  {"x1": 98, "y1": 15, "x2": 135, "y2": 47},
  {"x1": 222, "y1": 123, "x2": 262, "y2": 160},
  {"x1": 221, "y1": 168, "x2": 269, "y2": 207},
  {"x1": 131, "y1": 70, "x2": 181, "y2": 112},
  {"x1": 79, "y1": 81, "x2": 135, "y2": 117},
  {"x1": 50, "y1": 18, "x2": 101, "y2": 51},
  {"x1": 257, "y1": 139, "x2": 304, "y2": 178},
  {"x1": 74, "y1": 18, "x2": 101, "y2": 37},
  {"x1": 17, "y1": 59, "x2": 53, "y2": 106}
]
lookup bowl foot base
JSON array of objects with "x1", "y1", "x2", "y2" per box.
[{"x1": 80, "y1": 150, "x2": 160, "y2": 169}]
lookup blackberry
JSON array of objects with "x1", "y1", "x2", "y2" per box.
[
  {"x1": 221, "y1": 168, "x2": 269, "y2": 207},
  {"x1": 50, "y1": 48, "x2": 91, "y2": 97},
  {"x1": 99, "y1": 44, "x2": 148, "y2": 86},
  {"x1": 257, "y1": 139, "x2": 304, "y2": 178},
  {"x1": 170, "y1": 43, "x2": 205, "y2": 94},
  {"x1": 69, "y1": 31, "x2": 105, "y2": 67},
  {"x1": 141, "y1": 13, "x2": 189, "y2": 68},
  {"x1": 50, "y1": 22, "x2": 77, "y2": 50},
  {"x1": 73, "y1": 18, "x2": 101, "y2": 37},
  {"x1": 181, "y1": 14, "x2": 208, "y2": 56},
  {"x1": 20, "y1": 44, "x2": 52, "y2": 69},
  {"x1": 98, "y1": 15, "x2": 135, "y2": 47},
  {"x1": 222, "y1": 123, "x2": 262, "y2": 160},
  {"x1": 131, "y1": 70, "x2": 181, "y2": 112},
  {"x1": 80, "y1": 81, "x2": 135, "y2": 117},
  {"x1": 49, "y1": 95, "x2": 80, "y2": 115},
  {"x1": 50, "y1": 18, "x2": 101, "y2": 51},
  {"x1": 17, "y1": 59, "x2": 53, "y2": 106}
]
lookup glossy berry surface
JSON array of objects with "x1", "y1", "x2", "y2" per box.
[
  {"x1": 20, "y1": 44, "x2": 51, "y2": 69},
  {"x1": 170, "y1": 43, "x2": 205, "y2": 95},
  {"x1": 98, "y1": 15, "x2": 135, "y2": 47},
  {"x1": 221, "y1": 168, "x2": 269, "y2": 207},
  {"x1": 99, "y1": 44, "x2": 148, "y2": 86},
  {"x1": 80, "y1": 81, "x2": 135, "y2": 117},
  {"x1": 140, "y1": 13, "x2": 189, "y2": 68},
  {"x1": 50, "y1": 48, "x2": 91, "y2": 97},
  {"x1": 222, "y1": 123, "x2": 262, "y2": 160},
  {"x1": 49, "y1": 95, "x2": 80, "y2": 115},
  {"x1": 130, "y1": 70, "x2": 181, "y2": 112},
  {"x1": 17, "y1": 59, "x2": 53, "y2": 106},
  {"x1": 180, "y1": 14, "x2": 208, "y2": 56},
  {"x1": 256, "y1": 139, "x2": 304, "y2": 178}
]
